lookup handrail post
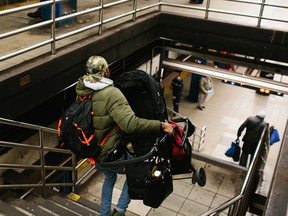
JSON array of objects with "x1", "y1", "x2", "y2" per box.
[
  {"x1": 199, "y1": 129, "x2": 202, "y2": 151},
  {"x1": 39, "y1": 129, "x2": 46, "y2": 198},
  {"x1": 72, "y1": 153, "x2": 77, "y2": 192},
  {"x1": 132, "y1": 0, "x2": 137, "y2": 22},
  {"x1": 204, "y1": 0, "x2": 211, "y2": 19},
  {"x1": 192, "y1": 129, "x2": 196, "y2": 149},
  {"x1": 51, "y1": 0, "x2": 56, "y2": 54},
  {"x1": 158, "y1": 0, "x2": 162, "y2": 11},
  {"x1": 257, "y1": 0, "x2": 266, "y2": 27},
  {"x1": 99, "y1": 0, "x2": 104, "y2": 35}
]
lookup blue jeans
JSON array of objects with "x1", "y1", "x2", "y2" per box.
[{"x1": 94, "y1": 152, "x2": 133, "y2": 216}]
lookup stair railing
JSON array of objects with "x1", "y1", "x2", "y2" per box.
[
  {"x1": 0, "y1": 117, "x2": 94, "y2": 198},
  {"x1": 200, "y1": 123, "x2": 270, "y2": 216}
]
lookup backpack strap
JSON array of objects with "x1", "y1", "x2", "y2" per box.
[{"x1": 88, "y1": 127, "x2": 113, "y2": 167}]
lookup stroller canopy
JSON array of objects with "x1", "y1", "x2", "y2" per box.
[{"x1": 114, "y1": 70, "x2": 168, "y2": 122}]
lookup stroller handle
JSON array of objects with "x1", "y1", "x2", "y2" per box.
[
  {"x1": 99, "y1": 132, "x2": 172, "y2": 167},
  {"x1": 99, "y1": 117, "x2": 193, "y2": 167},
  {"x1": 99, "y1": 146, "x2": 158, "y2": 167},
  {"x1": 172, "y1": 117, "x2": 194, "y2": 147}
]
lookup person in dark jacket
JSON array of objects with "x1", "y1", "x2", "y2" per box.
[
  {"x1": 237, "y1": 110, "x2": 267, "y2": 167},
  {"x1": 171, "y1": 75, "x2": 184, "y2": 116},
  {"x1": 76, "y1": 56, "x2": 175, "y2": 216}
]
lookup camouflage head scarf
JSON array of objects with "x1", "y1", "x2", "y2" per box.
[{"x1": 84, "y1": 56, "x2": 108, "y2": 81}]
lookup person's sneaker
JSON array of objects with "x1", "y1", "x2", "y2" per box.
[
  {"x1": 27, "y1": 9, "x2": 41, "y2": 18},
  {"x1": 189, "y1": 0, "x2": 203, "y2": 4},
  {"x1": 111, "y1": 209, "x2": 125, "y2": 216},
  {"x1": 202, "y1": 106, "x2": 205, "y2": 108},
  {"x1": 198, "y1": 106, "x2": 203, "y2": 110}
]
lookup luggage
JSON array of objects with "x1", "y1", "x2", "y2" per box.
[
  {"x1": 270, "y1": 129, "x2": 280, "y2": 145},
  {"x1": 225, "y1": 139, "x2": 241, "y2": 162}
]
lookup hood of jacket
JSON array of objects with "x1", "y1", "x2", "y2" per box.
[{"x1": 76, "y1": 76, "x2": 114, "y2": 96}]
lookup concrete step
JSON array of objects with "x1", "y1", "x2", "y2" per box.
[{"x1": 0, "y1": 191, "x2": 100, "y2": 216}]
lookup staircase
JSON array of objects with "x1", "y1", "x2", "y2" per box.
[
  {"x1": 0, "y1": 191, "x2": 100, "y2": 216},
  {"x1": 0, "y1": 168, "x2": 101, "y2": 216}
]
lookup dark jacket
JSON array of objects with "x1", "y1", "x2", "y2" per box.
[
  {"x1": 76, "y1": 77, "x2": 161, "y2": 162},
  {"x1": 237, "y1": 115, "x2": 266, "y2": 154},
  {"x1": 171, "y1": 77, "x2": 183, "y2": 97}
]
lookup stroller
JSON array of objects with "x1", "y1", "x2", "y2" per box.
[{"x1": 100, "y1": 70, "x2": 206, "y2": 208}]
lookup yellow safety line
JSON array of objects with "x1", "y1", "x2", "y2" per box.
[
  {"x1": 0, "y1": 0, "x2": 40, "y2": 11},
  {"x1": 77, "y1": 159, "x2": 90, "y2": 174}
]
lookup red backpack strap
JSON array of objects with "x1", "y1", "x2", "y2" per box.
[
  {"x1": 100, "y1": 128, "x2": 113, "y2": 147},
  {"x1": 88, "y1": 157, "x2": 95, "y2": 166},
  {"x1": 88, "y1": 127, "x2": 113, "y2": 169}
]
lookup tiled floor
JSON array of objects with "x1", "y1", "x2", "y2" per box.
[{"x1": 77, "y1": 70, "x2": 288, "y2": 215}]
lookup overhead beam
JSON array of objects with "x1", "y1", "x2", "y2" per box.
[
  {"x1": 163, "y1": 58, "x2": 288, "y2": 95},
  {"x1": 160, "y1": 71, "x2": 179, "y2": 88},
  {"x1": 164, "y1": 46, "x2": 288, "y2": 76}
]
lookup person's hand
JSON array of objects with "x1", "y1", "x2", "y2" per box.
[
  {"x1": 173, "y1": 96, "x2": 176, "y2": 100},
  {"x1": 205, "y1": 91, "x2": 208, "y2": 94},
  {"x1": 162, "y1": 123, "x2": 175, "y2": 136}
]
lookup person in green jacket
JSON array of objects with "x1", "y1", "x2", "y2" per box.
[{"x1": 76, "y1": 56, "x2": 174, "y2": 216}]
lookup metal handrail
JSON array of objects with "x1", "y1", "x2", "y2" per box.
[
  {"x1": 201, "y1": 123, "x2": 269, "y2": 216},
  {"x1": 0, "y1": 117, "x2": 95, "y2": 198},
  {"x1": 1, "y1": 0, "x2": 288, "y2": 66},
  {"x1": 189, "y1": 125, "x2": 206, "y2": 151}
]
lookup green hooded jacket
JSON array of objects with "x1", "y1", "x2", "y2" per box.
[{"x1": 75, "y1": 77, "x2": 161, "y2": 162}]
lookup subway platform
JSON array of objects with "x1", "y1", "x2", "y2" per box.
[
  {"x1": 76, "y1": 72, "x2": 288, "y2": 216},
  {"x1": 1, "y1": 0, "x2": 288, "y2": 215}
]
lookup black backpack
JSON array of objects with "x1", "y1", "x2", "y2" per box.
[{"x1": 58, "y1": 92, "x2": 100, "y2": 158}]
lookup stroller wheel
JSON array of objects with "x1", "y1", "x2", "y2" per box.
[
  {"x1": 196, "y1": 167, "x2": 206, "y2": 187},
  {"x1": 192, "y1": 172, "x2": 197, "y2": 184}
]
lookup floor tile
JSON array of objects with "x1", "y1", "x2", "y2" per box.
[
  {"x1": 161, "y1": 193, "x2": 186, "y2": 212},
  {"x1": 179, "y1": 199, "x2": 209, "y2": 216},
  {"x1": 187, "y1": 187, "x2": 215, "y2": 207},
  {"x1": 147, "y1": 207, "x2": 177, "y2": 216},
  {"x1": 172, "y1": 180, "x2": 194, "y2": 198}
]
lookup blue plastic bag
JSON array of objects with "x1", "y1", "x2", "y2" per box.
[
  {"x1": 225, "y1": 141, "x2": 236, "y2": 157},
  {"x1": 270, "y1": 129, "x2": 280, "y2": 145}
]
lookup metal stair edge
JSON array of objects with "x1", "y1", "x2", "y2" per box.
[
  {"x1": 66, "y1": 192, "x2": 101, "y2": 212},
  {"x1": 51, "y1": 194, "x2": 99, "y2": 216},
  {"x1": 32, "y1": 196, "x2": 79, "y2": 216},
  {"x1": 10, "y1": 198, "x2": 54, "y2": 216},
  {"x1": 0, "y1": 199, "x2": 27, "y2": 216}
]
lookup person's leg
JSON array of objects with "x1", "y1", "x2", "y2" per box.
[
  {"x1": 173, "y1": 98, "x2": 178, "y2": 113},
  {"x1": 239, "y1": 151, "x2": 248, "y2": 167},
  {"x1": 115, "y1": 180, "x2": 131, "y2": 213},
  {"x1": 173, "y1": 96, "x2": 180, "y2": 113},
  {"x1": 202, "y1": 93, "x2": 207, "y2": 106},
  {"x1": 99, "y1": 169, "x2": 118, "y2": 216},
  {"x1": 198, "y1": 93, "x2": 204, "y2": 109},
  {"x1": 249, "y1": 152, "x2": 255, "y2": 167}
]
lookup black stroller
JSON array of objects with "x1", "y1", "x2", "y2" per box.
[{"x1": 100, "y1": 70, "x2": 206, "y2": 208}]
